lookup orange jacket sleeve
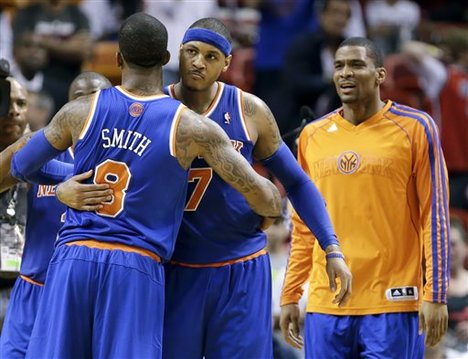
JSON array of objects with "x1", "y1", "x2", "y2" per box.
[
  {"x1": 280, "y1": 129, "x2": 316, "y2": 306},
  {"x1": 412, "y1": 112, "x2": 450, "y2": 304}
]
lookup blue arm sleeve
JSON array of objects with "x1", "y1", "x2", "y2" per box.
[
  {"x1": 24, "y1": 160, "x2": 74, "y2": 185},
  {"x1": 11, "y1": 130, "x2": 64, "y2": 183},
  {"x1": 260, "y1": 143, "x2": 339, "y2": 250}
]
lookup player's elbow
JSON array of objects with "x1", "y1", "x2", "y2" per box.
[{"x1": 252, "y1": 180, "x2": 282, "y2": 218}]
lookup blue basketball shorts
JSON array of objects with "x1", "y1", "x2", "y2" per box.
[
  {"x1": 304, "y1": 312, "x2": 424, "y2": 359},
  {"x1": 0, "y1": 276, "x2": 43, "y2": 358},
  {"x1": 25, "y1": 242, "x2": 165, "y2": 359},
  {"x1": 163, "y1": 251, "x2": 273, "y2": 359}
]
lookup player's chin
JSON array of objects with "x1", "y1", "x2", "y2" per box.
[
  {"x1": 339, "y1": 94, "x2": 357, "y2": 104},
  {"x1": 183, "y1": 79, "x2": 206, "y2": 92}
]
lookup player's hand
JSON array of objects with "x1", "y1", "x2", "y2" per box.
[
  {"x1": 325, "y1": 253, "x2": 352, "y2": 307},
  {"x1": 56, "y1": 170, "x2": 112, "y2": 211},
  {"x1": 418, "y1": 301, "x2": 448, "y2": 346},
  {"x1": 279, "y1": 304, "x2": 304, "y2": 349}
]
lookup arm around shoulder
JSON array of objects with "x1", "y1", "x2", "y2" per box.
[
  {"x1": 11, "y1": 97, "x2": 90, "y2": 183},
  {"x1": 175, "y1": 108, "x2": 282, "y2": 218}
]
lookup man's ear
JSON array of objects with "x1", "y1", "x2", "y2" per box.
[
  {"x1": 222, "y1": 54, "x2": 232, "y2": 73},
  {"x1": 376, "y1": 67, "x2": 386, "y2": 86},
  {"x1": 162, "y1": 50, "x2": 171, "y2": 66},
  {"x1": 116, "y1": 52, "x2": 123, "y2": 68}
]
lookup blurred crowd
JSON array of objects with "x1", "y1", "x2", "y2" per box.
[{"x1": 0, "y1": 1, "x2": 466, "y2": 358}]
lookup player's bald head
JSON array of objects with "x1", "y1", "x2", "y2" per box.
[{"x1": 68, "y1": 72, "x2": 112, "y2": 101}]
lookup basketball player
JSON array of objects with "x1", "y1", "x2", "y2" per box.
[
  {"x1": 7, "y1": 13, "x2": 281, "y2": 358},
  {"x1": 161, "y1": 18, "x2": 351, "y2": 359},
  {"x1": 0, "y1": 71, "x2": 111, "y2": 358},
  {"x1": 280, "y1": 37, "x2": 450, "y2": 358}
]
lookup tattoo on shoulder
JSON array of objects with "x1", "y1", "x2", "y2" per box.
[
  {"x1": 45, "y1": 95, "x2": 92, "y2": 148},
  {"x1": 175, "y1": 109, "x2": 204, "y2": 168},
  {"x1": 261, "y1": 101, "x2": 282, "y2": 148},
  {"x1": 243, "y1": 94, "x2": 257, "y2": 117}
]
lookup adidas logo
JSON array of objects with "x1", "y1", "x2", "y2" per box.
[{"x1": 385, "y1": 286, "x2": 418, "y2": 301}]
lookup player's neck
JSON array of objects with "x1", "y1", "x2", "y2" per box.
[
  {"x1": 174, "y1": 82, "x2": 219, "y2": 114},
  {"x1": 121, "y1": 71, "x2": 164, "y2": 97},
  {"x1": 342, "y1": 96, "x2": 385, "y2": 126}
]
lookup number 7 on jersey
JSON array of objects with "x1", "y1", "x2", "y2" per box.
[{"x1": 185, "y1": 168, "x2": 213, "y2": 211}]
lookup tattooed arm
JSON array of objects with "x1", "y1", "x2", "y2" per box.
[
  {"x1": 10, "y1": 96, "x2": 91, "y2": 182},
  {"x1": 43, "y1": 95, "x2": 92, "y2": 150},
  {"x1": 0, "y1": 134, "x2": 32, "y2": 193},
  {"x1": 241, "y1": 92, "x2": 283, "y2": 161},
  {"x1": 175, "y1": 108, "x2": 282, "y2": 219}
]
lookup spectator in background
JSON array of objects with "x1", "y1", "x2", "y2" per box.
[
  {"x1": 283, "y1": 0, "x2": 351, "y2": 132},
  {"x1": 26, "y1": 91, "x2": 55, "y2": 131},
  {"x1": 0, "y1": 74, "x2": 29, "y2": 332},
  {"x1": 345, "y1": 0, "x2": 366, "y2": 39},
  {"x1": 0, "y1": 3, "x2": 14, "y2": 62},
  {"x1": 12, "y1": 0, "x2": 92, "y2": 112},
  {"x1": 249, "y1": 0, "x2": 316, "y2": 137},
  {"x1": 365, "y1": 0, "x2": 421, "y2": 56},
  {"x1": 79, "y1": 0, "x2": 119, "y2": 40},
  {"x1": 10, "y1": 32, "x2": 48, "y2": 93},
  {"x1": 143, "y1": 0, "x2": 219, "y2": 86},
  {"x1": 400, "y1": 40, "x2": 447, "y2": 121},
  {"x1": 439, "y1": 29, "x2": 468, "y2": 211},
  {"x1": 446, "y1": 216, "x2": 468, "y2": 356},
  {"x1": 110, "y1": 0, "x2": 142, "y2": 22}
]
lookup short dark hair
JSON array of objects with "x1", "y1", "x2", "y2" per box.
[
  {"x1": 118, "y1": 12, "x2": 168, "y2": 67},
  {"x1": 338, "y1": 37, "x2": 384, "y2": 67},
  {"x1": 189, "y1": 17, "x2": 233, "y2": 44}
]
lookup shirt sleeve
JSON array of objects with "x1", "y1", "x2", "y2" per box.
[
  {"x1": 413, "y1": 113, "x2": 450, "y2": 304},
  {"x1": 280, "y1": 129, "x2": 316, "y2": 306}
]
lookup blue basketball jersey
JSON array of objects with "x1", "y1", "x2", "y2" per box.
[
  {"x1": 166, "y1": 82, "x2": 266, "y2": 263},
  {"x1": 58, "y1": 87, "x2": 188, "y2": 260},
  {"x1": 20, "y1": 149, "x2": 74, "y2": 283}
]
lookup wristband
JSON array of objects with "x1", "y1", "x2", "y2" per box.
[{"x1": 325, "y1": 252, "x2": 345, "y2": 260}]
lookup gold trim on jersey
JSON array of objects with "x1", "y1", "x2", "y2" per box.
[
  {"x1": 169, "y1": 104, "x2": 186, "y2": 157},
  {"x1": 203, "y1": 82, "x2": 224, "y2": 117},
  {"x1": 115, "y1": 86, "x2": 168, "y2": 101},
  {"x1": 20, "y1": 275, "x2": 44, "y2": 287},
  {"x1": 65, "y1": 240, "x2": 161, "y2": 263},
  {"x1": 170, "y1": 249, "x2": 267, "y2": 268},
  {"x1": 78, "y1": 90, "x2": 100, "y2": 140}
]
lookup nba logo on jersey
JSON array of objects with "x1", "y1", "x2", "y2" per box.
[
  {"x1": 224, "y1": 112, "x2": 231, "y2": 124},
  {"x1": 337, "y1": 151, "x2": 361, "y2": 174},
  {"x1": 129, "y1": 102, "x2": 144, "y2": 117}
]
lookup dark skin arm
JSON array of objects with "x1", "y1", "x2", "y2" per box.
[
  {"x1": 55, "y1": 170, "x2": 112, "y2": 212},
  {"x1": 43, "y1": 95, "x2": 92, "y2": 150},
  {"x1": 175, "y1": 108, "x2": 282, "y2": 219},
  {"x1": 0, "y1": 133, "x2": 33, "y2": 193},
  {"x1": 56, "y1": 105, "x2": 282, "y2": 217},
  {"x1": 0, "y1": 100, "x2": 110, "y2": 203}
]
